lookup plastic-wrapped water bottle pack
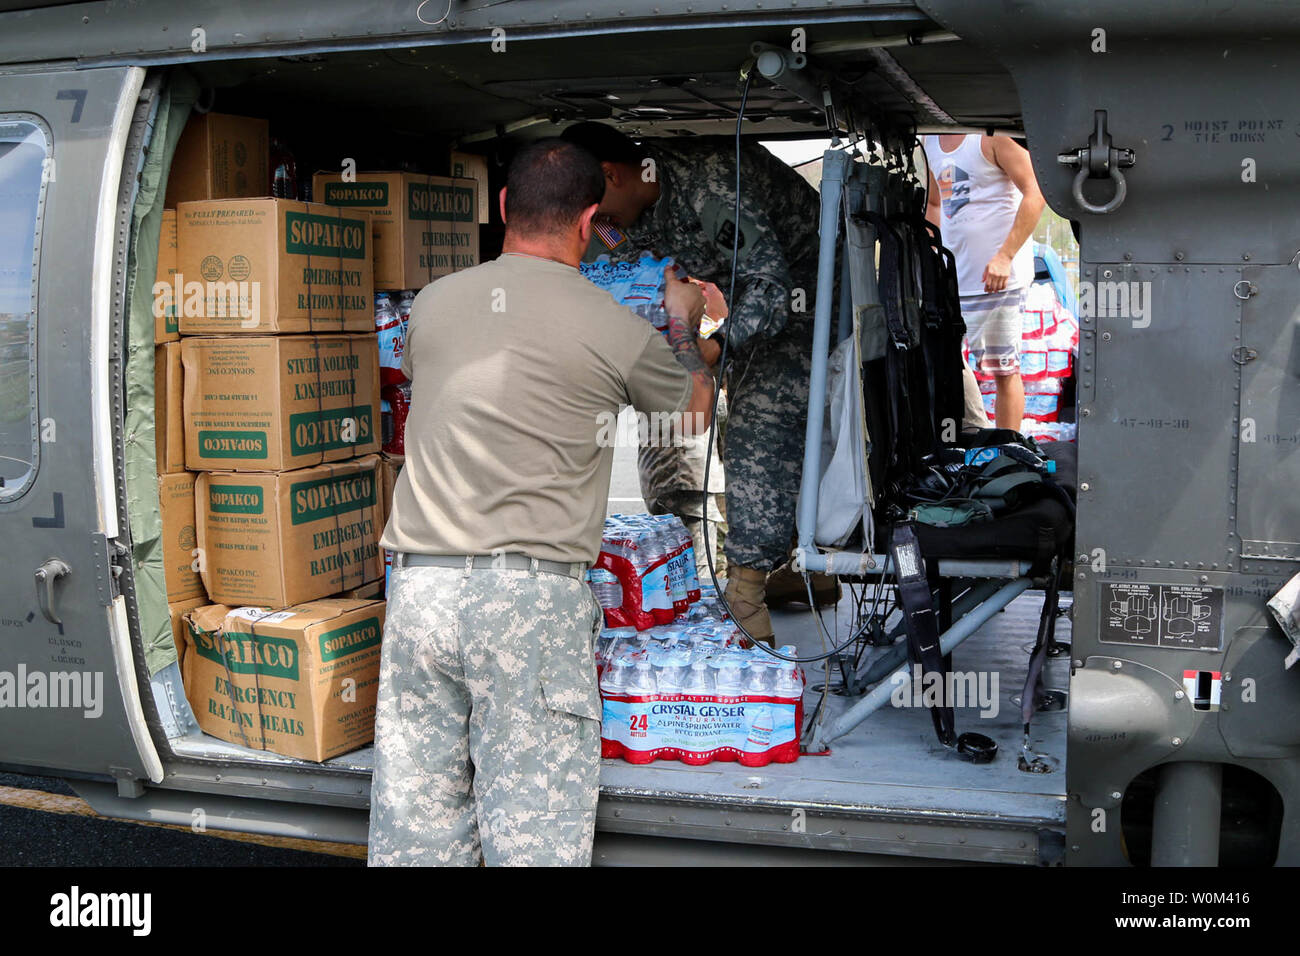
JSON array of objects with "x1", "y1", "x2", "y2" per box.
[
  {"x1": 579, "y1": 253, "x2": 675, "y2": 334},
  {"x1": 596, "y1": 614, "x2": 805, "y2": 767},
  {"x1": 597, "y1": 626, "x2": 802, "y2": 698},
  {"x1": 589, "y1": 513, "x2": 702, "y2": 630}
]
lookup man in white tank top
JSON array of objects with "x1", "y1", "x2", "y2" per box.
[{"x1": 923, "y1": 134, "x2": 1045, "y2": 431}]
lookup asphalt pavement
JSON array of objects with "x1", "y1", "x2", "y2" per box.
[{"x1": 0, "y1": 772, "x2": 360, "y2": 866}]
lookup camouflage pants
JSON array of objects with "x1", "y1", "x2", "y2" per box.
[
  {"x1": 722, "y1": 319, "x2": 814, "y2": 573},
  {"x1": 367, "y1": 563, "x2": 603, "y2": 866}
]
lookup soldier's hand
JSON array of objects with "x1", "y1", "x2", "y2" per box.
[
  {"x1": 699, "y1": 335, "x2": 722, "y2": 367},
  {"x1": 663, "y1": 265, "x2": 705, "y2": 335},
  {"x1": 695, "y1": 279, "x2": 729, "y2": 320}
]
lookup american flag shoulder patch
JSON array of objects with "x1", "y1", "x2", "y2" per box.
[{"x1": 593, "y1": 217, "x2": 627, "y2": 250}]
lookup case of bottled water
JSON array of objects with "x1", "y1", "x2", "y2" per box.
[
  {"x1": 596, "y1": 615, "x2": 805, "y2": 767},
  {"x1": 589, "y1": 514, "x2": 703, "y2": 630}
]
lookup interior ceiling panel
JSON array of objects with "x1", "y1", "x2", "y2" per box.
[{"x1": 191, "y1": 19, "x2": 1020, "y2": 144}]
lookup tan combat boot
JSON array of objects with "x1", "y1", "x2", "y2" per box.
[
  {"x1": 724, "y1": 564, "x2": 775, "y2": 647},
  {"x1": 765, "y1": 563, "x2": 841, "y2": 610}
]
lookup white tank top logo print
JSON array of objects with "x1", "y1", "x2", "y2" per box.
[
  {"x1": 924, "y1": 134, "x2": 1035, "y2": 296},
  {"x1": 937, "y1": 162, "x2": 971, "y2": 219}
]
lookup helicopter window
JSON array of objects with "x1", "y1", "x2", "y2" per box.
[{"x1": 0, "y1": 119, "x2": 47, "y2": 501}]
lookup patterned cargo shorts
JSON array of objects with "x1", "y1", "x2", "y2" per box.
[{"x1": 960, "y1": 288, "x2": 1026, "y2": 376}]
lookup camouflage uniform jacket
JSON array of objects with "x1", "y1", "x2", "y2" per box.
[{"x1": 588, "y1": 137, "x2": 822, "y2": 354}]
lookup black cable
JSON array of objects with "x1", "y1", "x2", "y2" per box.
[{"x1": 697, "y1": 70, "x2": 876, "y2": 667}]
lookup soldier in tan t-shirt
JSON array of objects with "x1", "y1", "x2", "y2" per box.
[{"x1": 368, "y1": 138, "x2": 713, "y2": 867}]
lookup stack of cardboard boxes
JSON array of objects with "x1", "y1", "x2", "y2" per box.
[
  {"x1": 155, "y1": 112, "x2": 484, "y2": 761},
  {"x1": 154, "y1": 209, "x2": 208, "y2": 671},
  {"x1": 310, "y1": 168, "x2": 480, "y2": 290},
  {"x1": 158, "y1": 112, "x2": 391, "y2": 762}
]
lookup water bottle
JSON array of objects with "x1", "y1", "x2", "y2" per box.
[
  {"x1": 714, "y1": 619, "x2": 741, "y2": 646},
  {"x1": 631, "y1": 515, "x2": 672, "y2": 624},
  {"x1": 627, "y1": 659, "x2": 658, "y2": 696},
  {"x1": 600, "y1": 656, "x2": 634, "y2": 696},
  {"x1": 599, "y1": 629, "x2": 631, "y2": 667},
  {"x1": 594, "y1": 632, "x2": 614, "y2": 666},
  {"x1": 655, "y1": 625, "x2": 687, "y2": 650},
  {"x1": 397, "y1": 289, "x2": 415, "y2": 329},
  {"x1": 713, "y1": 658, "x2": 745, "y2": 696},
  {"x1": 630, "y1": 253, "x2": 672, "y2": 333},
  {"x1": 587, "y1": 567, "x2": 623, "y2": 616},
  {"x1": 270, "y1": 137, "x2": 298, "y2": 199},
  {"x1": 682, "y1": 660, "x2": 714, "y2": 695},
  {"x1": 665, "y1": 515, "x2": 702, "y2": 604},
  {"x1": 597, "y1": 627, "x2": 636, "y2": 667},
  {"x1": 744, "y1": 659, "x2": 772, "y2": 695},
  {"x1": 647, "y1": 640, "x2": 674, "y2": 668},
  {"x1": 657, "y1": 650, "x2": 689, "y2": 694},
  {"x1": 688, "y1": 625, "x2": 723, "y2": 661},
  {"x1": 649, "y1": 516, "x2": 689, "y2": 615},
  {"x1": 772, "y1": 646, "x2": 804, "y2": 698}
]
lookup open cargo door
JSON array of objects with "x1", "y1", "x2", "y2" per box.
[{"x1": 0, "y1": 65, "x2": 163, "y2": 786}]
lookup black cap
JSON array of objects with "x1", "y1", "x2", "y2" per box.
[{"x1": 560, "y1": 121, "x2": 646, "y2": 165}]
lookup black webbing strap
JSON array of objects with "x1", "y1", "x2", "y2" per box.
[
  {"x1": 1020, "y1": 555, "x2": 1061, "y2": 734},
  {"x1": 931, "y1": 228, "x2": 969, "y2": 435},
  {"x1": 909, "y1": 215, "x2": 970, "y2": 445},
  {"x1": 860, "y1": 209, "x2": 919, "y2": 488},
  {"x1": 893, "y1": 219, "x2": 936, "y2": 447},
  {"x1": 889, "y1": 521, "x2": 956, "y2": 747},
  {"x1": 858, "y1": 211, "x2": 909, "y2": 348},
  {"x1": 895, "y1": 219, "x2": 925, "y2": 342},
  {"x1": 1019, "y1": 477, "x2": 1077, "y2": 736},
  {"x1": 914, "y1": 219, "x2": 946, "y2": 331}
]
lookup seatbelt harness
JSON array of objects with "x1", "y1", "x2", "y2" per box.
[{"x1": 889, "y1": 521, "x2": 956, "y2": 747}]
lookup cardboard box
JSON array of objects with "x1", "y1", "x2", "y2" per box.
[
  {"x1": 155, "y1": 342, "x2": 185, "y2": 474},
  {"x1": 195, "y1": 456, "x2": 384, "y2": 608},
  {"x1": 168, "y1": 596, "x2": 207, "y2": 670},
  {"x1": 182, "y1": 335, "x2": 380, "y2": 472},
  {"x1": 311, "y1": 171, "x2": 478, "y2": 290},
  {"x1": 182, "y1": 599, "x2": 385, "y2": 761},
  {"x1": 159, "y1": 472, "x2": 205, "y2": 602},
  {"x1": 155, "y1": 209, "x2": 179, "y2": 343},
  {"x1": 449, "y1": 151, "x2": 491, "y2": 225},
  {"x1": 176, "y1": 198, "x2": 373, "y2": 335},
  {"x1": 339, "y1": 579, "x2": 384, "y2": 600},
  {"x1": 379, "y1": 453, "x2": 404, "y2": 530},
  {"x1": 165, "y1": 112, "x2": 269, "y2": 206},
  {"x1": 376, "y1": 454, "x2": 404, "y2": 600}
]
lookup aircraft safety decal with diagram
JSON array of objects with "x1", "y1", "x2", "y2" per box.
[{"x1": 1100, "y1": 583, "x2": 1224, "y2": 650}]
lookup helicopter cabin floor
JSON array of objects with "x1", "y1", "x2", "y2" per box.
[
  {"x1": 155, "y1": 590, "x2": 1070, "y2": 861},
  {"x1": 594, "y1": 590, "x2": 1071, "y2": 863}
]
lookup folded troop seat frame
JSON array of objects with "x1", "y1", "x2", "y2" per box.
[{"x1": 791, "y1": 146, "x2": 1061, "y2": 753}]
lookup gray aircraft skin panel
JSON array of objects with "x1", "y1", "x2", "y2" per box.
[
  {"x1": 919, "y1": 0, "x2": 1300, "y2": 866},
  {"x1": 0, "y1": 0, "x2": 1296, "y2": 864},
  {"x1": 1236, "y1": 265, "x2": 1300, "y2": 562},
  {"x1": 0, "y1": 0, "x2": 928, "y2": 66},
  {"x1": 0, "y1": 66, "x2": 154, "y2": 782},
  {"x1": 1075, "y1": 266, "x2": 1237, "y2": 570}
]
